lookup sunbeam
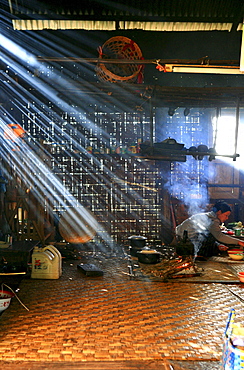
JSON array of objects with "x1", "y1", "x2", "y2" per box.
[
  {"x1": 0, "y1": 121, "x2": 117, "y2": 248},
  {"x1": 0, "y1": 29, "x2": 162, "y2": 247}
]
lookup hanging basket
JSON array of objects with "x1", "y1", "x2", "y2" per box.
[{"x1": 95, "y1": 36, "x2": 144, "y2": 83}]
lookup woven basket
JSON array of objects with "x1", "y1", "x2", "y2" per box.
[{"x1": 96, "y1": 36, "x2": 143, "y2": 83}]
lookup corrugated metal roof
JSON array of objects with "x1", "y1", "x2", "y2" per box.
[
  {"x1": 5, "y1": 0, "x2": 244, "y2": 31},
  {"x1": 11, "y1": 20, "x2": 241, "y2": 32}
]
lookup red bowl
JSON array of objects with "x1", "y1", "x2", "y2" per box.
[{"x1": 238, "y1": 272, "x2": 244, "y2": 276}]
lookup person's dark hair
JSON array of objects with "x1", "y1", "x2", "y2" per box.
[{"x1": 212, "y1": 200, "x2": 231, "y2": 214}]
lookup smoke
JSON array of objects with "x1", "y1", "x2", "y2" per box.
[
  {"x1": 156, "y1": 107, "x2": 213, "y2": 216},
  {"x1": 168, "y1": 164, "x2": 209, "y2": 216}
]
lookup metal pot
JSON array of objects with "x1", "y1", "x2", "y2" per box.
[
  {"x1": 128, "y1": 235, "x2": 147, "y2": 249},
  {"x1": 154, "y1": 137, "x2": 185, "y2": 150},
  {"x1": 137, "y1": 249, "x2": 162, "y2": 264}
]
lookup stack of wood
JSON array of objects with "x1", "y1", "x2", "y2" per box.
[{"x1": 139, "y1": 256, "x2": 198, "y2": 280}]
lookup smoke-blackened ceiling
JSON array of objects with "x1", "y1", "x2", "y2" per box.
[{"x1": 2, "y1": 0, "x2": 244, "y2": 107}]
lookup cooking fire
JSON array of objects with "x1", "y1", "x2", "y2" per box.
[{"x1": 138, "y1": 256, "x2": 199, "y2": 281}]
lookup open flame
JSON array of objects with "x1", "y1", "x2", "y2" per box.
[
  {"x1": 139, "y1": 255, "x2": 198, "y2": 280},
  {"x1": 176, "y1": 262, "x2": 192, "y2": 269}
]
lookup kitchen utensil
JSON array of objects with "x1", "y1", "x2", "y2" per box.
[
  {"x1": 0, "y1": 290, "x2": 14, "y2": 312},
  {"x1": 228, "y1": 250, "x2": 244, "y2": 260},
  {"x1": 128, "y1": 235, "x2": 147, "y2": 248},
  {"x1": 137, "y1": 249, "x2": 162, "y2": 264},
  {"x1": 128, "y1": 235, "x2": 147, "y2": 256},
  {"x1": 153, "y1": 137, "x2": 185, "y2": 150}
]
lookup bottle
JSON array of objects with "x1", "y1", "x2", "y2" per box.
[{"x1": 183, "y1": 230, "x2": 188, "y2": 243}]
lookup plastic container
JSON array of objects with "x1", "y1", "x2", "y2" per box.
[
  {"x1": 228, "y1": 250, "x2": 244, "y2": 260},
  {"x1": 223, "y1": 309, "x2": 244, "y2": 369},
  {"x1": 31, "y1": 245, "x2": 62, "y2": 279},
  {"x1": 234, "y1": 228, "x2": 242, "y2": 236},
  {"x1": 238, "y1": 272, "x2": 244, "y2": 283},
  {"x1": 0, "y1": 290, "x2": 14, "y2": 312}
]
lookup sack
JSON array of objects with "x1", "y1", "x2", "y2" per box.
[{"x1": 222, "y1": 309, "x2": 244, "y2": 369}]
